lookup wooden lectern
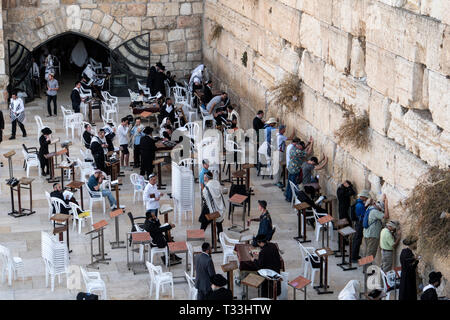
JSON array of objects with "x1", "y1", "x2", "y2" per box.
[
  {"x1": 205, "y1": 212, "x2": 221, "y2": 253},
  {"x1": 51, "y1": 213, "x2": 72, "y2": 253},
  {"x1": 359, "y1": 255, "x2": 374, "y2": 299},
  {"x1": 228, "y1": 194, "x2": 249, "y2": 233},
  {"x1": 110, "y1": 209, "x2": 126, "y2": 249},
  {"x1": 314, "y1": 247, "x2": 334, "y2": 295},
  {"x1": 221, "y1": 261, "x2": 238, "y2": 299},
  {"x1": 317, "y1": 214, "x2": 334, "y2": 248},
  {"x1": 241, "y1": 273, "x2": 265, "y2": 300},
  {"x1": 86, "y1": 220, "x2": 110, "y2": 269},
  {"x1": 289, "y1": 275, "x2": 311, "y2": 300},
  {"x1": 153, "y1": 158, "x2": 166, "y2": 189},
  {"x1": 293, "y1": 203, "x2": 311, "y2": 243},
  {"x1": 44, "y1": 148, "x2": 67, "y2": 183},
  {"x1": 337, "y1": 226, "x2": 357, "y2": 271}
]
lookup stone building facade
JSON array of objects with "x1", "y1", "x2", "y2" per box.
[
  {"x1": 202, "y1": 0, "x2": 449, "y2": 282},
  {"x1": 0, "y1": 0, "x2": 204, "y2": 104}
]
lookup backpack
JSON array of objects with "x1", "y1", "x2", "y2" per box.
[{"x1": 363, "y1": 207, "x2": 375, "y2": 229}]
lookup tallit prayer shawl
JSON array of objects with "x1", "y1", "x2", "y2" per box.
[
  {"x1": 189, "y1": 64, "x2": 204, "y2": 89},
  {"x1": 9, "y1": 98, "x2": 25, "y2": 123},
  {"x1": 203, "y1": 180, "x2": 225, "y2": 223}
]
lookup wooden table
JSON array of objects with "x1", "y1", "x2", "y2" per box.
[
  {"x1": 337, "y1": 226, "x2": 357, "y2": 271},
  {"x1": 241, "y1": 273, "x2": 265, "y2": 300},
  {"x1": 318, "y1": 214, "x2": 334, "y2": 248},
  {"x1": 228, "y1": 194, "x2": 249, "y2": 233},
  {"x1": 293, "y1": 203, "x2": 311, "y2": 243},
  {"x1": 153, "y1": 158, "x2": 165, "y2": 189},
  {"x1": 221, "y1": 260, "x2": 238, "y2": 298},
  {"x1": 359, "y1": 255, "x2": 374, "y2": 299},
  {"x1": 186, "y1": 229, "x2": 205, "y2": 242},
  {"x1": 59, "y1": 162, "x2": 75, "y2": 189},
  {"x1": 314, "y1": 247, "x2": 334, "y2": 294},
  {"x1": 66, "y1": 181, "x2": 84, "y2": 210},
  {"x1": 110, "y1": 209, "x2": 126, "y2": 249},
  {"x1": 206, "y1": 212, "x2": 221, "y2": 253},
  {"x1": 334, "y1": 218, "x2": 350, "y2": 256},
  {"x1": 44, "y1": 148, "x2": 67, "y2": 183},
  {"x1": 51, "y1": 213, "x2": 72, "y2": 253},
  {"x1": 168, "y1": 241, "x2": 188, "y2": 272},
  {"x1": 289, "y1": 275, "x2": 311, "y2": 300}
]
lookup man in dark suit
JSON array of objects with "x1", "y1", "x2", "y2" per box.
[
  {"x1": 50, "y1": 183, "x2": 80, "y2": 214},
  {"x1": 202, "y1": 80, "x2": 213, "y2": 106},
  {"x1": 253, "y1": 110, "x2": 265, "y2": 166},
  {"x1": 206, "y1": 274, "x2": 233, "y2": 300},
  {"x1": 195, "y1": 242, "x2": 216, "y2": 300},
  {"x1": 70, "y1": 81, "x2": 82, "y2": 113},
  {"x1": 139, "y1": 126, "x2": 156, "y2": 179},
  {"x1": 421, "y1": 271, "x2": 442, "y2": 300},
  {"x1": 252, "y1": 234, "x2": 282, "y2": 299}
]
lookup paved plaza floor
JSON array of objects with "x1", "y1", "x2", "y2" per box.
[{"x1": 0, "y1": 83, "x2": 369, "y2": 300}]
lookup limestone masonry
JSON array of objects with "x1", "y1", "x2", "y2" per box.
[{"x1": 0, "y1": 0, "x2": 448, "y2": 287}]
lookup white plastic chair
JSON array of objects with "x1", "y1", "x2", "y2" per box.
[
  {"x1": 35, "y1": 115, "x2": 48, "y2": 142},
  {"x1": 186, "y1": 241, "x2": 202, "y2": 278},
  {"x1": 219, "y1": 233, "x2": 239, "y2": 265},
  {"x1": 183, "y1": 122, "x2": 200, "y2": 143},
  {"x1": 181, "y1": 102, "x2": 198, "y2": 123},
  {"x1": 200, "y1": 105, "x2": 215, "y2": 130},
  {"x1": 146, "y1": 261, "x2": 174, "y2": 300},
  {"x1": 101, "y1": 91, "x2": 119, "y2": 112},
  {"x1": 61, "y1": 105, "x2": 74, "y2": 129},
  {"x1": 128, "y1": 89, "x2": 139, "y2": 102},
  {"x1": 50, "y1": 197, "x2": 72, "y2": 216},
  {"x1": 80, "y1": 266, "x2": 107, "y2": 300},
  {"x1": 137, "y1": 81, "x2": 151, "y2": 96},
  {"x1": 69, "y1": 202, "x2": 93, "y2": 234},
  {"x1": 22, "y1": 149, "x2": 41, "y2": 177},
  {"x1": 149, "y1": 245, "x2": 169, "y2": 268},
  {"x1": 45, "y1": 191, "x2": 54, "y2": 219},
  {"x1": 102, "y1": 100, "x2": 118, "y2": 124},
  {"x1": 312, "y1": 208, "x2": 334, "y2": 242},
  {"x1": 41, "y1": 231, "x2": 69, "y2": 291},
  {"x1": 130, "y1": 173, "x2": 145, "y2": 203},
  {"x1": 173, "y1": 85, "x2": 188, "y2": 105},
  {"x1": 66, "y1": 113, "x2": 84, "y2": 139},
  {"x1": 297, "y1": 241, "x2": 320, "y2": 288},
  {"x1": 185, "y1": 271, "x2": 198, "y2": 300},
  {"x1": 79, "y1": 86, "x2": 92, "y2": 99},
  {"x1": 89, "y1": 58, "x2": 103, "y2": 74},
  {"x1": 0, "y1": 245, "x2": 24, "y2": 286},
  {"x1": 85, "y1": 181, "x2": 106, "y2": 215}
]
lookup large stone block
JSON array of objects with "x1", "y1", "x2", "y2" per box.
[
  {"x1": 350, "y1": 36, "x2": 366, "y2": 78},
  {"x1": 150, "y1": 30, "x2": 165, "y2": 42},
  {"x1": 394, "y1": 56, "x2": 425, "y2": 109},
  {"x1": 299, "y1": 50, "x2": 324, "y2": 94},
  {"x1": 164, "y1": 3, "x2": 179, "y2": 16},
  {"x1": 369, "y1": 90, "x2": 391, "y2": 136},
  {"x1": 154, "y1": 16, "x2": 177, "y2": 29},
  {"x1": 299, "y1": 13, "x2": 322, "y2": 58},
  {"x1": 127, "y1": 4, "x2": 147, "y2": 17},
  {"x1": 100, "y1": 15, "x2": 113, "y2": 29},
  {"x1": 90, "y1": 9, "x2": 104, "y2": 24},
  {"x1": 324, "y1": 25, "x2": 352, "y2": 73},
  {"x1": 187, "y1": 39, "x2": 201, "y2": 52},
  {"x1": 428, "y1": 70, "x2": 450, "y2": 132},
  {"x1": 169, "y1": 40, "x2": 186, "y2": 54},
  {"x1": 151, "y1": 42, "x2": 168, "y2": 55},
  {"x1": 89, "y1": 23, "x2": 102, "y2": 39},
  {"x1": 81, "y1": 20, "x2": 93, "y2": 35},
  {"x1": 147, "y1": 3, "x2": 164, "y2": 17},
  {"x1": 168, "y1": 29, "x2": 184, "y2": 42},
  {"x1": 122, "y1": 17, "x2": 141, "y2": 32},
  {"x1": 99, "y1": 27, "x2": 113, "y2": 43},
  {"x1": 142, "y1": 18, "x2": 155, "y2": 30},
  {"x1": 177, "y1": 16, "x2": 201, "y2": 29},
  {"x1": 180, "y1": 3, "x2": 192, "y2": 16},
  {"x1": 365, "y1": 43, "x2": 396, "y2": 99}
]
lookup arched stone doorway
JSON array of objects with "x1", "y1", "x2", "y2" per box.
[{"x1": 8, "y1": 31, "x2": 150, "y2": 100}]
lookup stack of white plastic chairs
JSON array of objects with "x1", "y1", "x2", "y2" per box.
[
  {"x1": 41, "y1": 231, "x2": 69, "y2": 292},
  {"x1": 171, "y1": 161, "x2": 195, "y2": 224}
]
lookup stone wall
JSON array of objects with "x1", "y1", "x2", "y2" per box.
[
  {"x1": 203, "y1": 0, "x2": 450, "y2": 284},
  {"x1": 0, "y1": 0, "x2": 204, "y2": 102}
]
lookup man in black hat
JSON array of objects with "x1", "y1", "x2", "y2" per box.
[
  {"x1": 153, "y1": 63, "x2": 167, "y2": 97},
  {"x1": 248, "y1": 200, "x2": 275, "y2": 247},
  {"x1": 90, "y1": 129, "x2": 108, "y2": 172},
  {"x1": 38, "y1": 127, "x2": 52, "y2": 176},
  {"x1": 252, "y1": 234, "x2": 282, "y2": 299},
  {"x1": 201, "y1": 80, "x2": 213, "y2": 107},
  {"x1": 140, "y1": 126, "x2": 156, "y2": 179},
  {"x1": 206, "y1": 274, "x2": 233, "y2": 300},
  {"x1": 421, "y1": 271, "x2": 442, "y2": 300}
]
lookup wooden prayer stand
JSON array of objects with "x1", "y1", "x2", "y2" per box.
[
  {"x1": 49, "y1": 138, "x2": 60, "y2": 167},
  {"x1": 242, "y1": 163, "x2": 255, "y2": 195},
  {"x1": 334, "y1": 218, "x2": 350, "y2": 256},
  {"x1": 105, "y1": 159, "x2": 120, "y2": 182},
  {"x1": 206, "y1": 212, "x2": 222, "y2": 253},
  {"x1": 7, "y1": 177, "x2": 36, "y2": 218},
  {"x1": 358, "y1": 255, "x2": 374, "y2": 299},
  {"x1": 323, "y1": 196, "x2": 336, "y2": 221},
  {"x1": 59, "y1": 162, "x2": 75, "y2": 189},
  {"x1": 86, "y1": 220, "x2": 110, "y2": 269},
  {"x1": 221, "y1": 261, "x2": 238, "y2": 299},
  {"x1": 66, "y1": 181, "x2": 84, "y2": 210},
  {"x1": 314, "y1": 247, "x2": 334, "y2": 295},
  {"x1": 3, "y1": 150, "x2": 15, "y2": 179},
  {"x1": 51, "y1": 213, "x2": 72, "y2": 253},
  {"x1": 337, "y1": 226, "x2": 357, "y2": 271},
  {"x1": 293, "y1": 203, "x2": 311, "y2": 243},
  {"x1": 153, "y1": 158, "x2": 166, "y2": 189},
  {"x1": 110, "y1": 209, "x2": 126, "y2": 249},
  {"x1": 232, "y1": 169, "x2": 246, "y2": 186},
  {"x1": 168, "y1": 241, "x2": 189, "y2": 283},
  {"x1": 127, "y1": 232, "x2": 151, "y2": 275},
  {"x1": 88, "y1": 99, "x2": 102, "y2": 124},
  {"x1": 161, "y1": 206, "x2": 174, "y2": 242},
  {"x1": 228, "y1": 194, "x2": 249, "y2": 233},
  {"x1": 186, "y1": 229, "x2": 205, "y2": 242},
  {"x1": 289, "y1": 275, "x2": 311, "y2": 300},
  {"x1": 44, "y1": 148, "x2": 67, "y2": 183},
  {"x1": 318, "y1": 214, "x2": 334, "y2": 249},
  {"x1": 241, "y1": 273, "x2": 265, "y2": 300}
]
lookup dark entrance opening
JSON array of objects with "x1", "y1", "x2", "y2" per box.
[{"x1": 8, "y1": 32, "x2": 150, "y2": 101}]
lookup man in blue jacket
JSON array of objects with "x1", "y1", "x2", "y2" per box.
[
  {"x1": 248, "y1": 200, "x2": 275, "y2": 246},
  {"x1": 351, "y1": 190, "x2": 370, "y2": 262}
]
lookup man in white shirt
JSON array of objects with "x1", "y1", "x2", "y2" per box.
[
  {"x1": 117, "y1": 117, "x2": 130, "y2": 168},
  {"x1": 275, "y1": 125, "x2": 294, "y2": 188},
  {"x1": 286, "y1": 137, "x2": 299, "y2": 169},
  {"x1": 9, "y1": 92, "x2": 27, "y2": 140},
  {"x1": 143, "y1": 174, "x2": 164, "y2": 215}
]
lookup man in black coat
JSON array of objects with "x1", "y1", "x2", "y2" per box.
[
  {"x1": 151, "y1": 63, "x2": 167, "y2": 97},
  {"x1": 421, "y1": 271, "x2": 442, "y2": 300},
  {"x1": 70, "y1": 81, "x2": 82, "y2": 113},
  {"x1": 140, "y1": 126, "x2": 156, "y2": 179},
  {"x1": 195, "y1": 242, "x2": 216, "y2": 300},
  {"x1": 399, "y1": 236, "x2": 420, "y2": 300},
  {"x1": 82, "y1": 123, "x2": 94, "y2": 149},
  {"x1": 38, "y1": 127, "x2": 52, "y2": 176},
  {"x1": 337, "y1": 180, "x2": 356, "y2": 221},
  {"x1": 201, "y1": 80, "x2": 213, "y2": 106},
  {"x1": 50, "y1": 183, "x2": 80, "y2": 214},
  {"x1": 90, "y1": 129, "x2": 108, "y2": 172},
  {"x1": 252, "y1": 234, "x2": 282, "y2": 299},
  {"x1": 159, "y1": 97, "x2": 176, "y2": 124},
  {"x1": 0, "y1": 109, "x2": 4, "y2": 143},
  {"x1": 206, "y1": 274, "x2": 233, "y2": 300}
]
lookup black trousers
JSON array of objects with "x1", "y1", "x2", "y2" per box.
[
  {"x1": 11, "y1": 120, "x2": 26, "y2": 137},
  {"x1": 32, "y1": 77, "x2": 40, "y2": 97},
  {"x1": 351, "y1": 220, "x2": 363, "y2": 260},
  {"x1": 200, "y1": 220, "x2": 223, "y2": 236},
  {"x1": 72, "y1": 104, "x2": 80, "y2": 113},
  {"x1": 94, "y1": 154, "x2": 106, "y2": 172},
  {"x1": 140, "y1": 162, "x2": 154, "y2": 179},
  {"x1": 47, "y1": 95, "x2": 57, "y2": 115},
  {"x1": 38, "y1": 153, "x2": 49, "y2": 174},
  {"x1": 133, "y1": 144, "x2": 141, "y2": 167}
]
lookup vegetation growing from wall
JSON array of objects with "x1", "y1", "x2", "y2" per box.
[
  {"x1": 335, "y1": 104, "x2": 370, "y2": 150},
  {"x1": 269, "y1": 74, "x2": 303, "y2": 112},
  {"x1": 210, "y1": 23, "x2": 223, "y2": 43},
  {"x1": 404, "y1": 167, "x2": 450, "y2": 259}
]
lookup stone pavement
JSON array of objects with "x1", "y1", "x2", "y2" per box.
[{"x1": 0, "y1": 86, "x2": 368, "y2": 300}]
